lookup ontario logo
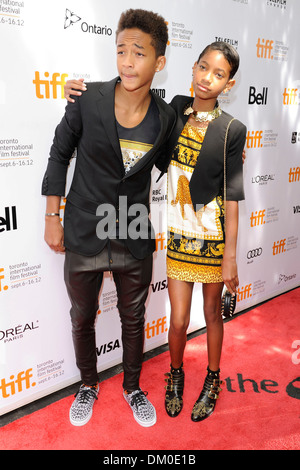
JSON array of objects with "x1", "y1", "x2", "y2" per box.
[
  {"x1": 64, "y1": 8, "x2": 113, "y2": 36},
  {"x1": 64, "y1": 9, "x2": 81, "y2": 29}
]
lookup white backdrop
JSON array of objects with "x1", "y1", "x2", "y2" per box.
[{"x1": 1, "y1": 0, "x2": 299, "y2": 416}]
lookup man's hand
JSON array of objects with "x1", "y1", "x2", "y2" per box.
[
  {"x1": 64, "y1": 78, "x2": 87, "y2": 103},
  {"x1": 44, "y1": 217, "x2": 65, "y2": 253}
]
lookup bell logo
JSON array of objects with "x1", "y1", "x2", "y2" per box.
[
  {"x1": 272, "y1": 239, "x2": 286, "y2": 255},
  {"x1": 0, "y1": 206, "x2": 17, "y2": 233},
  {"x1": 248, "y1": 86, "x2": 268, "y2": 105},
  {"x1": 283, "y1": 88, "x2": 298, "y2": 105},
  {"x1": 256, "y1": 38, "x2": 274, "y2": 59},
  {"x1": 250, "y1": 210, "x2": 266, "y2": 227},
  {"x1": 246, "y1": 131, "x2": 263, "y2": 149},
  {"x1": 289, "y1": 167, "x2": 300, "y2": 183},
  {"x1": 33, "y1": 72, "x2": 68, "y2": 99}
]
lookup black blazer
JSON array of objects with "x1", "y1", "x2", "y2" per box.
[
  {"x1": 159, "y1": 95, "x2": 246, "y2": 209},
  {"x1": 42, "y1": 77, "x2": 176, "y2": 258}
]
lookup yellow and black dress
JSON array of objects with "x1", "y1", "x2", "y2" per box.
[{"x1": 167, "y1": 121, "x2": 225, "y2": 283}]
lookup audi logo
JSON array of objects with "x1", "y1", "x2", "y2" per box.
[{"x1": 247, "y1": 248, "x2": 263, "y2": 259}]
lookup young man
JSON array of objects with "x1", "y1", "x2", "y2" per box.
[{"x1": 42, "y1": 9, "x2": 175, "y2": 428}]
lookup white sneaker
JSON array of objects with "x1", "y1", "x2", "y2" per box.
[
  {"x1": 123, "y1": 388, "x2": 156, "y2": 427},
  {"x1": 69, "y1": 384, "x2": 99, "y2": 426}
]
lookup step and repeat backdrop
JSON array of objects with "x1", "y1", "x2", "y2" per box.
[{"x1": 1, "y1": 0, "x2": 299, "y2": 415}]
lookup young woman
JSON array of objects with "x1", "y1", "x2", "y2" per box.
[{"x1": 163, "y1": 42, "x2": 246, "y2": 422}]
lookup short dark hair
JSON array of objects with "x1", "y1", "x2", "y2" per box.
[
  {"x1": 116, "y1": 9, "x2": 168, "y2": 57},
  {"x1": 197, "y1": 41, "x2": 240, "y2": 79}
]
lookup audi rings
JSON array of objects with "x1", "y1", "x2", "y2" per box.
[{"x1": 247, "y1": 248, "x2": 262, "y2": 259}]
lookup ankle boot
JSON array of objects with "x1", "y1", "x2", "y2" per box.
[
  {"x1": 191, "y1": 367, "x2": 222, "y2": 422},
  {"x1": 164, "y1": 364, "x2": 184, "y2": 417}
]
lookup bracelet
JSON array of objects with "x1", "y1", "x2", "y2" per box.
[{"x1": 45, "y1": 213, "x2": 60, "y2": 217}]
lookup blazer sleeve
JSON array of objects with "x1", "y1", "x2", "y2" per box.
[
  {"x1": 225, "y1": 119, "x2": 246, "y2": 201},
  {"x1": 41, "y1": 99, "x2": 82, "y2": 196},
  {"x1": 154, "y1": 105, "x2": 176, "y2": 172},
  {"x1": 155, "y1": 95, "x2": 187, "y2": 175}
]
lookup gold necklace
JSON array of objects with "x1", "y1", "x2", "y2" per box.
[{"x1": 184, "y1": 103, "x2": 222, "y2": 122}]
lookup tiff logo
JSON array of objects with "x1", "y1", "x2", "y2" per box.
[
  {"x1": 0, "y1": 369, "x2": 36, "y2": 398},
  {"x1": 283, "y1": 88, "x2": 298, "y2": 105},
  {"x1": 237, "y1": 284, "x2": 252, "y2": 302},
  {"x1": 0, "y1": 268, "x2": 9, "y2": 292},
  {"x1": 246, "y1": 131, "x2": 263, "y2": 149},
  {"x1": 33, "y1": 72, "x2": 68, "y2": 99},
  {"x1": 250, "y1": 210, "x2": 266, "y2": 227},
  {"x1": 273, "y1": 239, "x2": 286, "y2": 255},
  {"x1": 289, "y1": 167, "x2": 300, "y2": 183},
  {"x1": 256, "y1": 38, "x2": 273, "y2": 59},
  {"x1": 155, "y1": 232, "x2": 166, "y2": 251},
  {"x1": 145, "y1": 316, "x2": 167, "y2": 339}
]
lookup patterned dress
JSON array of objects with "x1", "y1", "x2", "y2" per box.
[{"x1": 167, "y1": 121, "x2": 225, "y2": 283}]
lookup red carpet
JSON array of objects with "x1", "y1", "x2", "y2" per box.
[{"x1": 1, "y1": 288, "x2": 299, "y2": 451}]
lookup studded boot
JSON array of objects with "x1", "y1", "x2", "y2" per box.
[
  {"x1": 191, "y1": 367, "x2": 223, "y2": 422},
  {"x1": 164, "y1": 363, "x2": 185, "y2": 417}
]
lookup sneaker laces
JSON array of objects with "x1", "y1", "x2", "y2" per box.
[
  {"x1": 75, "y1": 385, "x2": 98, "y2": 405},
  {"x1": 130, "y1": 390, "x2": 149, "y2": 408}
]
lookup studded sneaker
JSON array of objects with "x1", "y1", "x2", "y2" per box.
[
  {"x1": 123, "y1": 388, "x2": 157, "y2": 427},
  {"x1": 69, "y1": 383, "x2": 99, "y2": 426}
]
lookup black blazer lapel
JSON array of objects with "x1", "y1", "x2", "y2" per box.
[
  {"x1": 96, "y1": 78, "x2": 123, "y2": 166},
  {"x1": 189, "y1": 111, "x2": 233, "y2": 208},
  {"x1": 156, "y1": 95, "x2": 190, "y2": 181}
]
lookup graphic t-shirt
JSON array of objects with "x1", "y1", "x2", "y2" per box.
[{"x1": 117, "y1": 97, "x2": 160, "y2": 174}]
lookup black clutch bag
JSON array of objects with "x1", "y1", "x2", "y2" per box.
[
  {"x1": 221, "y1": 290, "x2": 236, "y2": 319},
  {"x1": 221, "y1": 119, "x2": 238, "y2": 321}
]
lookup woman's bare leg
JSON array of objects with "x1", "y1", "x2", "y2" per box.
[
  {"x1": 202, "y1": 282, "x2": 224, "y2": 371},
  {"x1": 168, "y1": 277, "x2": 194, "y2": 368}
]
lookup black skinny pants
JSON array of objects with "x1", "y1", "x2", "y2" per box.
[{"x1": 64, "y1": 239, "x2": 153, "y2": 391}]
